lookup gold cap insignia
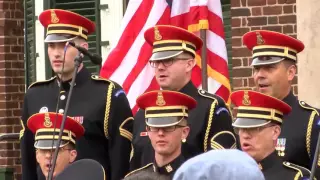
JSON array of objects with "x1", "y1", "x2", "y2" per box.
[
  {"x1": 256, "y1": 32, "x2": 265, "y2": 45},
  {"x1": 165, "y1": 165, "x2": 173, "y2": 173},
  {"x1": 154, "y1": 26, "x2": 162, "y2": 41},
  {"x1": 50, "y1": 10, "x2": 59, "y2": 24},
  {"x1": 156, "y1": 92, "x2": 166, "y2": 106},
  {"x1": 242, "y1": 91, "x2": 251, "y2": 106},
  {"x1": 43, "y1": 112, "x2": 52, "y2": 127}
]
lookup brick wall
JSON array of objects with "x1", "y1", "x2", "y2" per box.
[
  {"x1": 0, "y1": 0, "x2": 25, "y2": 179},
  {"x1": 231, "y1": 0, "x2": 297, "y2": 94}
]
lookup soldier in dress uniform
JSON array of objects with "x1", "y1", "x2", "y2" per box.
[
  {"x1": 130, "y1": 25, "x2": 236, "y2": 170},
  {"x1": 20, "y1": 9, "x2": 133, "y2": 180},
  {"x1": 232, "y1": 90, "x2": 311, "y2": 180},
  {"x1": 125, "y1": 90, "x2": 196, "y2": 179},
  {"x1": 243, "y1": 30, "x2": 320, "y2": 178},
  {"x1": 27, "y1": 112, "x2": 85, "y2": 179}
]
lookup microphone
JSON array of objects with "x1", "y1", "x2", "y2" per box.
[{"x1": 67, "y1": 41, "x2": 102, "y2": 65}]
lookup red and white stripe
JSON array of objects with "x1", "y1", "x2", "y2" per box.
[{"x1": 100, "y1": 0, "x2": 231, "y2": 113}]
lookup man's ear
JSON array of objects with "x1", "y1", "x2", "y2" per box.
[
  {"x1": 36, "y1": 150, "x2": 41, "y2": 163},
  {"x1": 287, "y1": 64, "x2": 296, "y2": 81},
  {"x1": 80, "y1": 42, "x2": 89, "y2": 50},
  {"x1": 69, "y1": 150, "x2": 77, "y2": 163},
  {"x1": 186, "y1": 59, "x2": 196, "y2": 72},
  {"x1": 272, "y1": 125, "x2": 281, "y2": 141},
  {"x1": 182, "y1": 126, "x2": 190, "y2": 140},
  {"x1": 78, "y1": 41, "x2": 89, "y2": 50}
]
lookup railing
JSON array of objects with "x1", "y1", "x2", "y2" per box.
[
  {"x1": 0, "y1": 133, "x2": 19, "y2": 141},
  {"x1": 0, "y1": 133, "x2": 20, "y2": 180}
]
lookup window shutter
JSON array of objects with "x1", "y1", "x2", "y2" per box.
[{"x1": 25, "y1": 0, "x2": 36, "y2": 86}]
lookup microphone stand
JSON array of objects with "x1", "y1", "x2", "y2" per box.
[
  {"x1": 47, "y1": 53, "x2": 83, "y2": 180},
  {"x1": 310, "y1": 132, "x2": 320, "y2": 179}
]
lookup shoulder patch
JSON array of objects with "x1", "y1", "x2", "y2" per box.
[
  {"x1": 124, "y1": 163, "x2": 153, "y2": 178},
  {"x1": 283, "y1": 161, "x2": 311, "y2": 178},
  {"x1": 28, "y1": 76, "x2": 56, "y2": 89},
  {"x1": 115, "y1": 89, "x2": 125, "y2": 97},
  {"x1": 299, "y1": 101, "x2": 319, "y2": 116},
  {"x1": 216, "y1": 107, "x2": 229, "y2": 115}
]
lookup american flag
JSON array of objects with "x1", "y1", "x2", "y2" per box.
[{"x1": 100, "y1": 0, "x2": 231, "y2": 114}]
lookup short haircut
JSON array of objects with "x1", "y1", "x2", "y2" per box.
[
  {"x1": 282, "y1": 59, "x2": 296, "y2": 69},
  {"x1": 73, "y1": 36, "x2": 87, "y2": 45},
  {"x1": 65, "y1": 142, "x2": 76, "y2": 150},
  {"x1": 177, "y1": 118, "x2": 188, "y2": 126},
  {"x1": 178, "y1": 52, "x2": 194, "y2": 59}
]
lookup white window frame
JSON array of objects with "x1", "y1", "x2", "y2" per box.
[{"x1": 100, "y1": 0, "x2": 125, "y2": 65}]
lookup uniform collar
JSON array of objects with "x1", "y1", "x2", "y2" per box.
[
  {"x1": 57, "y1": 67, "x2": 91, "y2": 90},
  {"x1": 153, "y1": 154, "x2": 185, "y2": 176},
  {"x1": 282, "y1": 91, "x2": 296, "y2": 106},
  {"x1": 258, "y1": 151, "x2": 282, "y2": 171},
  {"x1": 179, "y1": 81, "x2": 198, "y2": 98}
]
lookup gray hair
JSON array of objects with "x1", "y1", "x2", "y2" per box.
[{"x1": 173, "y1": 149, "x2": 265, "y2": 180}]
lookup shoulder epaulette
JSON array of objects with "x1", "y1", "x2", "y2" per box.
[
  {"x1": 283, "y1": 161, "x2": 311, "y2": 179},
  {"x1": 91, "y1": 75, "x2": 117, "y2": 89},
  {"x1": 124, "y1": 163, "x2": 153, "y2": 178},
  {"x1": 303, "y1": 100, "x2": 320, "y2": 158},
  {"x1": 299, "y1": 101, "x2": 319, "y2": 115},
  {"x1": 198, "y1": 89, "x2": 224, "y2": 102},
  {"x1": 91, "y1": 75, "x2": 113, "y2": 84},
  {"x1": 28, "y1": 76, "x2": 56, "y2": 89}
]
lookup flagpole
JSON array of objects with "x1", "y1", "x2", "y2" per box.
[{"x1": 200, "y1": 29, "x2": 208, "y2": 91}]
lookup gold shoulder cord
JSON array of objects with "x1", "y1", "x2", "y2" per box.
[
  {"x1": 91, "y1": 75, "x2": 115, "y2": 139},
  {"x1": 294, "y1": 172, "x2": 301, "y2": 180},
  {"x1": 307, "y1": 111, "x2": 317, "y2": 158},
  {"x1": 104, "y1": 83, "x2": 114, "y2": 139},
  {"x1": 204, "y1": 100, "x2": 218, "y2": 152},
  {"x1": 19, "y1": 119, "x2": 25, "y2": 140},
  {"x1": 300, "y1": 101, "x2": 320, "y2": 158}
]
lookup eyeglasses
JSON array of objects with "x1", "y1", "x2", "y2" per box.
[
  {"x1": 235, "y1": 124, "x2": 276, "y2": 135},
  {"x1": 146, "y1": 125, "x2": 186, "y2": 132},
  {"x1": 149, "y1": 58, "x2": 191, "y2": 68}
]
